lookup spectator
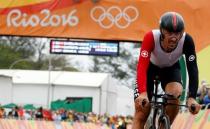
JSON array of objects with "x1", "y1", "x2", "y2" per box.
[
  {"x1": 117, "y1": 116, "x2": 127, "y2": 129},
  {"x1": 24, "y1": 110, "x2": 32, "y2": 120},
  {"x1": 59, "y1": 109, "x2": 67, "y2": 121},
  {"x1": 18, "y1": 106, "x2": 24, "y2": 119},
  {"x1": 43, "y1": 108, "x2": 52, "y2": 121},
  {"x1": 10, "y1": 106, "x2": 19, "y2": 118},
  {"x1": 67, "y1": 110, "x2": 74, "y2": 122},
  {"x1": 52, "y1": 110, "x2": 62, "y2": 121},
  {"x1": 197, "y1": 80, "x2": 209, "y2": 104},
  {"x1": 35, "y1": 107, "x2": 43, "y2": 119},
  {"x1": 0, "y1": 107, "x2": 5, "y2": 118},
  {"x1": 203, "y1": 85, "x2": 210, "y2": 105}
]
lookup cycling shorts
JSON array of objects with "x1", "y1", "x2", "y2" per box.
[{"x1": 134, "y1": 61, "x2": 182, "y2": 100}]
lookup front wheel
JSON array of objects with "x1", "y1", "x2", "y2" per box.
[{"x1": 158, "y1": 115, "x2": 170, "y2": 129}]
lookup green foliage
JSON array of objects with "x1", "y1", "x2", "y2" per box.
[
  {"x1": 0, "y1": 36, "x2": 78, "y2": 71},
  {"x1": 89, "y1": 43, "x2": 140, "y2": 87},
  {"x1": 0, "y1": 45, "x2": 33, "y2": 69}
]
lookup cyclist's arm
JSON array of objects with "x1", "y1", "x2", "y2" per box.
[
  {"x1": 136, "y1": 31, "x2": 154, "y2": 94},
  {"x1": 183, "y1": 34, "x2": 199, "y2": 99}
]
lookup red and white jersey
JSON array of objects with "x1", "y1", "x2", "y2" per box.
[
  {"x1": 150, "y1": 30, "x2": 186, "y2": 68},
  {"x1": 136, "y1": 29, "x2": 198, "y2": 98}
]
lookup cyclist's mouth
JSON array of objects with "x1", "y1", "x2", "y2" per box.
[{"x1": 168, "y1": 43, "x2": 177, "y2": 48}]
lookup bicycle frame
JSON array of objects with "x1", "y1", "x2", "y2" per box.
[
  {"x1": 145, "y1": 79, "x2": 199, "y2": 129},
  {"x1": 145, "y1": 80, "x2": 171, "y2": 129}
]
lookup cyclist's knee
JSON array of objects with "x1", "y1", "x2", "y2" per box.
[{"x1": 165, "y1": 82, "x2": 183, "y2": 98}]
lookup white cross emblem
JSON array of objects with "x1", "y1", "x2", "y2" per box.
[{"x1": 141, "y1": 50, "x2": 148, "y2": 58}]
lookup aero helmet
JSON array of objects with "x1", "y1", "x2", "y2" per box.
[{"x1": 159, "y1": 12, "x2": 184, "y2": 33}]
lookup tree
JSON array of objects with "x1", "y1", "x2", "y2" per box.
[
  {"x1": 38, "y1": 55, "x2": 79, "y2": 71},
  {"x1": 0, "y1": 36, "x2": 78, "y2": 71},
  {"x1": 0, "y1": 36, "x2": 36, "y2": 57},
  {"x1": 89, "y1": 42, "x2": 140, "y2": 88},
  {"x1": 0, "y1": 44, "x2": 34, "y2": 69}
]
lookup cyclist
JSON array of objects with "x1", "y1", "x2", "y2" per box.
[{"x1": 132, "y1": 12, "x2": 201, "y2": 129}]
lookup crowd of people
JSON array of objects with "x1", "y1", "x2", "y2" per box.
[
  {"x1": 197, "y1": 80, "x2": 210, "y2": 107},
  {"x1": 0, "y1": 105, "x2": 133, "y2": 129}
]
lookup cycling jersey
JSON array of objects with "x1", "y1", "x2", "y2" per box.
[{"x1": 136, "y1": 29, "x2": 198, "y2": 98}]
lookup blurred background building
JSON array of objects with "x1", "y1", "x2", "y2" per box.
[{"x1": 0, "y1": 70, "x2": 134, "y2": 116}]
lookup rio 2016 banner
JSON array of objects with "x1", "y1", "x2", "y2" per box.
[
  {"x1": 0, "y1": 0, "x2": 141, "y2": 41},
  {"x1": 0, "y1": 0, "x2": 210, "y2": 48}
]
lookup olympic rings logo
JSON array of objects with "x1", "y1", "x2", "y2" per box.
[{"x1": 90, "y1": 6, "x2": 139, "y2": 29}]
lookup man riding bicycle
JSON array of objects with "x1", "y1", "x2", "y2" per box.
[{"x1": 132, "y1": 12, "x2": 201, "y2": 129}]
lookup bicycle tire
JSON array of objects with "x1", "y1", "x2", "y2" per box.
[
  {"x1": 144, "y1": 109, "x2": 156, "y2": 129},
  {"x1": 157, "y1": 115, "x2": 170, "y2": 129},
  {"x1": 149, "y1": 110, "x2": 170, "y2": 129}
]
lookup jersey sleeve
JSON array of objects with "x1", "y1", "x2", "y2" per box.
[
  {"x1": 136, "y1": 31, "x2": 154, "y2": 93},
  {"x1": 183, "y1": 34, "x2": 199, "y2": 99}
]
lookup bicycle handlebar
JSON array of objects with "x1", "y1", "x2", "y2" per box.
[{"x1": 142, "y1": 93, "x2": 200, "y2": 113}]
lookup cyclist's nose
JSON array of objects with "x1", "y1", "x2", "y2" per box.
[{"x1": 170, "y1": 37, "x2": 177, "y2": 42}]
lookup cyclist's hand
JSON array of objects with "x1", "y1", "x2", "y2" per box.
[
  {"x1": 134, "y1": 92, "x2": 149, "y2": 112},
  {"x1": 187, "y1": 97, "x2": 201, "y2": 115}
]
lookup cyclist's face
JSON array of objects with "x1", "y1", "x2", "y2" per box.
[{"x1": 161, "y1": 29, "x2": 183, "y2": 50}]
